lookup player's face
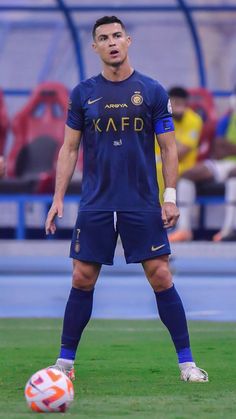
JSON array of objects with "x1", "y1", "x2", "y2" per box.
[
  {"x1": 170, "y1": 97, "x2": 188, "y2": 121},
  {"x1": 92, "y1": 23, "x2": 131, "y2": 67}
]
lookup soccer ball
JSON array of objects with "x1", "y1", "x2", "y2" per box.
[{"x1": 24, "y1": 368, "x2": 74, "y2": 413}]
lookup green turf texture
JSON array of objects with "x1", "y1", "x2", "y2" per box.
[{"x1": 0, "y1": 319, "x2": 235, "y2": 418}]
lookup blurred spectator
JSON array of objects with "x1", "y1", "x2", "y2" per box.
[
  {"x1": 169, "y1": 88, "x2": 236, "y2": 242},
  {"x1": 212, "y1": 90, "x2": 236, "y2": 241},
  {"x1": 187, "y1": 87, "x2": 217, "y2": 162},
  {"x1": 169, "y1": 87, "x2": 203, "y2": 175},
  {"x1": 156, "y1": 86, "x2": 202, "y2": 202},
  {"x1": 212, "y1": 168, "x2": 236, "y2": 241}
]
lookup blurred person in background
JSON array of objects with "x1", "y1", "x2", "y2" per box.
[
  {"x1": 156, "y1": 86, "x2": 202, "y2": 204},
  {"x1": 45, "y1": 16, "x2": 208, "y2": 383},
  {"x1": 168, "y1": 87, "x2": 203, "y2": 177},
  {"x1": 212, "y1": 90, "x2": 236, "y2": 241},
  {"x1": 169, "y1": 88, "x2": 236, "y2": 242}
]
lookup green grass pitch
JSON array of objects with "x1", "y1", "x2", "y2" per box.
[{"x1": 0, "y1": 319, "x2": 235, "y2": 418}]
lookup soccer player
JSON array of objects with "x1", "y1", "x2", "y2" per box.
[{"x1": 45, "y1": 16, "x2": 208, "y2": 382}]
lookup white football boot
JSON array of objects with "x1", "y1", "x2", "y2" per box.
[
  {"x1": 48, "y1": 359, "x2": 75, "y2": 381},
  {"x1": 179, "y1": 362, "x2": 208, "y2": 382}
]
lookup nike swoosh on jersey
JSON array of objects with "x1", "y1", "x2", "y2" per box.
[
  {"x1": 151, "y1": 244, "x2": 165, "y2": 251},
  {"x1": 88, "y1": 97, "x2": 103, "y2": 105}
]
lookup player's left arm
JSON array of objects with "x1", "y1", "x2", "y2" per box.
[{"x1": 157, "y1": 131, "x2": 180, "y2": 228}]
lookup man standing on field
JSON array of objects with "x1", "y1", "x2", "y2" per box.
[{"x1": 45, "y1": 16, "x2": 208, "y2": 383}]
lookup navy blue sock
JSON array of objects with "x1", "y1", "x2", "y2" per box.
[
  {"x1": 60, "y1": 287, "x2": 94, "y2": 360},
  {"x1": 154, "y1": 285, "x2": 194, "y2": 364}
]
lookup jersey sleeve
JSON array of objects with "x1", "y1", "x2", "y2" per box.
[
  {"x1": 153, "y1": 83, "x2": 174, "y2": 135},
  {"x1": 66, "y1": 85, "x2": 84, "y2": 131}
]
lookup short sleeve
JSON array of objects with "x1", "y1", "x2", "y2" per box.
[
  {"x1": 66, "y1": 85, "x2": 84, "y2": 131},
  {"x1": 153, "y1": 83, "x2": 174, "y2": 135},
  {"x1": 216, "y1": 114, "x2": 230, "y2": 137}
]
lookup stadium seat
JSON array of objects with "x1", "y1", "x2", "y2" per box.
[
  {"x1": 1, "y1": 82, "x2": 69, "y2": 193},
  {"x1": 0, "y1": 88, "x2": 9, "y2": 155},
  {"x1": 188, "y1": 87, "x2": 217, "y2": 161}
]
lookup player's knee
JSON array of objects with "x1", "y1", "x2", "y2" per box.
[
  {"x1": 148, "y1": 264, "x2": 172, "y2": 292},
  {"x1": 72, "y1": 266, "x2": 97, "y2": 291}
]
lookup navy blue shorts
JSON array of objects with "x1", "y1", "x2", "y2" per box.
[{"x1": 70, "y1": 210, "x2": 171, "y2": 265}]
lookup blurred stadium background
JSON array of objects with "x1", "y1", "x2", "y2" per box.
[
  {"x1": 1, "y1": 1, "x2": 236, "y2": 417},
  {"x1": 0, "y1": 1, "x2": 236, "y2": 322}
]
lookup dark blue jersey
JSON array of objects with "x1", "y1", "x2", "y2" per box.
[{"x1": 66, "y1": 70, "x2": 174, "y2": 211}]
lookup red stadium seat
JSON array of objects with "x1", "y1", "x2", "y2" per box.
[
  {"x1": 0, "y1": 89, "x2": 9, "y2": 155},
  {"x1": 188, "y1": 87, "x2": 217, "y2": 161},
  {"x1": 5, "y1": 82, "x2": 69, "y2": 193}
]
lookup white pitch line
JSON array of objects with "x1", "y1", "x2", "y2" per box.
[{"x1": 186, "y1": 310, "x2": 222, "y2": 316}]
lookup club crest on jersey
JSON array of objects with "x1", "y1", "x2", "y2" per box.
[{"x1": 131, "y1": 92, "x2": 143, "y2": 106}]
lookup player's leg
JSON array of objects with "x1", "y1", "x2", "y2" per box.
[
  {"x1": 143, "y1": 256, "x2": 208, "y2": 382},
  {"x1": 50, "y1": 211, "x2": 118, "y2": 378},
  {"x1": 118, "y1": 211, "x2": 208, "y2": 382},
  {"x1": 169, "y1": 161, "x2": 214, "y2": 242},
  {"x1": 53, "y1": 260, "x2": 101, "y2": 379},
  {"x1": 143, "y1": 256, "x2": 192, "y2": 362},
  {"x1": 143, "y1": 256, "x2": 193, "y2": 364}
]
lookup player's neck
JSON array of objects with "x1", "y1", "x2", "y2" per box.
[{"x1": 102, "y1": 63, "x2": 134, "y2": 82}]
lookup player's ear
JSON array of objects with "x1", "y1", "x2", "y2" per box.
[
  {"x1": 92, "y1": 41, "x2": 98, "y2": 53},
  {"x1": 127, "y1": 36, "x2": 131, "y2": 46}
]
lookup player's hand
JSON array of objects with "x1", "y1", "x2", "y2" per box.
[
  {"x1": 45, "y1": 200, "x2": 63, "y2": 235},
  {"x1": 161, "y1": 202, "x2": 179, "y2": 229}
]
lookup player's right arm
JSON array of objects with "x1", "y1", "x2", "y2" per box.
[{"x1": 45, "y1": 125, "x2": 82, "y2": 235}]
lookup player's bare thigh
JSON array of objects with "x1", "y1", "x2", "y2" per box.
[
  {"x1": 72, "y1": 259, "x2": 101, "y2": 291},
  {"x1": 142, "y1": 255, "x2": 172, "y2": 292},
  {"x1": 181, "y1": 161, "x2": 214, "y2": 182}
]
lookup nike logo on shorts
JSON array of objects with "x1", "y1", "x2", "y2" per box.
[
  {"x1": 151, "y1": 244, "x2": 165, "y2": 251},
  {"x1": 88, "y1": 97, "x2": 103, "y2": 105}
]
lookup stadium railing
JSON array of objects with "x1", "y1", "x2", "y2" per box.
[{"x1": 0, "y1": 192, "x2": 224, "y2": 240}]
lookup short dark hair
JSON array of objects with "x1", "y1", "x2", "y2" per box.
[
  {"x1": 168, "y1": 87, "x2": 189, "y2": 99},
  {"x1": 92, "y1": 16, "x2": 126, "y2": 39}
]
